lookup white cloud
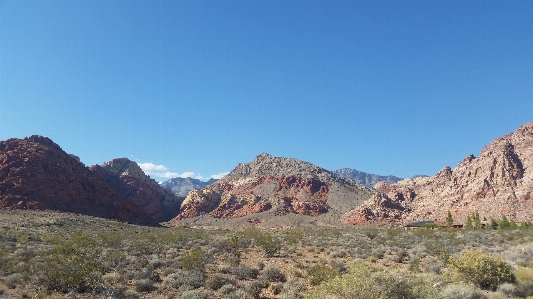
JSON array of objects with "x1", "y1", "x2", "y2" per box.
[
  {"x1": 138, "y1": 162, "x2": 168, "y2": 172},
  {"x1": 210, "y1": 172, "x2": 229, "y2": 179},
  {"x1": 138, "y1": 162, "x2": 227, "y2": 181}
]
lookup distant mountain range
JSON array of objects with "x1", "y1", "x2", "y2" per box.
[
  {"x1": 160, "y1": 177, "x2": 218, "y2": 197},
  {"x1": 332, "y1": 168, "x2": 402, "y2": 187}
]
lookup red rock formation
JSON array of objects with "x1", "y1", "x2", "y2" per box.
[
  {"x1": 171, "y1": 153, "x2": 373, "y2": 223},
  {"x1": 0, "y1": 136, "x2": 183, "y2": 225},
  {"x1": 0, "y1": 136, "x2": 149, "y2": 223},
  {"x1": 342, "y1": 121, "x2": 533, "y2": 226}
]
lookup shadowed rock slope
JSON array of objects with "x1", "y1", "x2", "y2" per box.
[
  {"x1": 0, "y1": 136, "x2": 147, "y2": 223},
  {"x1": 0, "y1": 136, "x2": 182, "y2": 225},
  {"x1": 90, "y1": 158, "x2": 183, "y2": 223},
  {"x1": 342, "y1": 121, "x2": 533, "y2": 226},
  {"x1": 169, "y1": 153, "x2": 374, "y2": 227}
]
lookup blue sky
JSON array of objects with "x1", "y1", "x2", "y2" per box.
[{"x1": 1, "y1": 0, "x2": 532, "y2": 181}]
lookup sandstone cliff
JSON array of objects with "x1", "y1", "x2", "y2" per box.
[
  {"x1": 170, "y1": 153, "x2": 374, "y2": 225},
  {"x1": 342, "y1": 121, "x2": 533, "y2": 226}
]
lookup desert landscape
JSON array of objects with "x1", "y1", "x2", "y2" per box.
[{"x1": 1, "y1": 122, "x2": 533, "y2": 298}]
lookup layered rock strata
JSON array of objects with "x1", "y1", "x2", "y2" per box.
[
  {"x1": 172, "y1": 153, "x2": 373, "y2": 221},
  {"x1": 342, "y1": 122, "x2": 533, "y2": 226}
]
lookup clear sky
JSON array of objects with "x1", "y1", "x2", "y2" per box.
[{"x1": 1, "y1": 0, "x2": 532, "y2": 181}]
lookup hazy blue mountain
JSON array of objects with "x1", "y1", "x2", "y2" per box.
[
  {"x1": 332, "y1": 168, "x2": 402, "y2": 188},
  {"x1": 161, "y1": 177, "x2": 218, "y2": 197}
]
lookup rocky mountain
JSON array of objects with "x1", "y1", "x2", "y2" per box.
[
  {"x1": 169, "y1": 153, "x2": 374, "y2": 227},
  {"x1": 90, "y1": 158, "x2": 183, "y2": 223},
  {"x1": 342, "y1": 121, "x2": 533, "y2": 227},
  {"x1": 161, "y1": 177, "x2": 218, "y2": 197},
  {"x1": 0, "y1": 136, "x2": 147, "y2": 223},
  {"x1": 332, "y1": 168, "x2": 402, "y2": 187},
  {"x1": 0, "y1": 136, "x2": 183, "y2": 225}
]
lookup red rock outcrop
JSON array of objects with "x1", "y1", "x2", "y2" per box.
[
  {"x1": 90, "y1": 158, "x2": 183, "y2": 223},
  {"x1": 171, "y1": 153, "x2": 373, "y2": 222},
  {"x1": 342, "y1": 121, "x2": 533, "y2": 226},
  {"x1": 0, "y1": 136, "x2": 183, "y2": 225},
  {"x1": 0, "y1": 136, "x2": 149, "y2": 223}
]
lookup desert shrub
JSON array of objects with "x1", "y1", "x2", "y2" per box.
[
  {"x1": 262, "y1": 267, "x2": 286, "y2": 282},
  {"x1": 449, "y1": 250, "x2": 515, "y2": 290},
  {"x1": 181, "y1": 287, "x2": 212, "y2": 299},
  {"x1": 279, "y1": 279, "x2": 306, "y2": 299},
  {"x1": 122, "y1": 289, "x2": 140, "y2": 299},
  {"x1": 439, "y1": 283, "x2": 485, "y2": 299},
  {"x1": 149, "y1": 257, "x2": 166, "y2": 269},
  {"x1": 181, "y1": 248, "x2": 206, "y2": 271},
  {"x1": 232, "y1": 264, "x2": 259, "y2": 280},
  {"x1": 307, "y1": 263, "x2": 339, "y2": 286},
  {"x1": 135, "y1": 278, "x2": 154, "y2": 292},
  {"x1": 204, "y1": 274, "x2": 235, "y2": 290},
  {"x1": 496, "y1": 283, "x2": 515, "y2": 297},
  {"x1": 304, "y1": 261, "x2": 436, "y2": 299},
  {"x1": 5, "y1": 272, "x2": 23, "y2": 289},
  {"x1": 164, "y1": 270, "x2": 205, "y2": 289},
  {"x1": 270, "y1": 283, "x2": 284, "y2": 295},
  {"x1": 256, "y1": 233, "x2": 282, "y2": 257},
  {"x1": 244, "y1": 280, "x2": 269, "y2": 299},
  {"x1": 33, "y1": 251, "x2": 101, "y2": 292},
  {"x1": 227, "y1": 289, "x2": 251, "y2": 299},
  {"x1": 218, "y1": 283, "x2": 237, "y2": 294},
  {"x1": 329, "y1": 260, "x2": 347, "y2": 274}
]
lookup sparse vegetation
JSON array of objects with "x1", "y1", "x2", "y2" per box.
[{"x1": 2, "y1": 209, "x2": 533, "y2": 298}]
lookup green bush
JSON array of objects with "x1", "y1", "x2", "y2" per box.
[
  {"x1": 304, "y1": 261, "x2": 437, "y2": 299},
  {"x1": 307, "y1": 263, "x2": 339, "y2": 286},
  {"x1": 449, "y1": 250, "x2": 516, "y2": 290},
  {"x1": 32, "y1": 235, "x2": 102, "y2": 293},
  {"x1": 181, "y1": 248, "x2": 206, "y2": 270}
]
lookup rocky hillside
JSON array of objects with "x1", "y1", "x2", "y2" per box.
[
  {"x1": 342, "y1": 121, "x2": 533, "y2": 226},
  {"x1": 161, "y1": 177, "x2": 218, "y2": 197},
  {"x1": 0, "y1": 136, "x2": 148, "y2": 223},
  {"x1": 333, "y1": 168, "x2": 402, "y2": 187},
  {"x1": 90, "y1": 158, "x2": 183, "y2": 223},
  {"x1": 0, "y1": 136, "x2": 183, "y2": 225},
  {"x1": 170, "y1": 153, "x2": 374, "y2": 227}
]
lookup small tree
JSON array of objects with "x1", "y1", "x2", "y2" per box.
[
  {"x1": 446, "y1": 211, "x2": 453, "y2": 228},
  {"x1": 499, "y1": 215, "x2": 510, "y2": 229},
  {"x1": 470, "y1": 212, "x2": 482, "y2": 230},
  {"x1": 465, "y1": 216, "x2": 473, "y2": 230},
  {"x1": 490, "y1": 219, "x2": 499, "y2": 230},
  {"x1": 509, "y1": 219, "x2": 518, "y2": 229}
]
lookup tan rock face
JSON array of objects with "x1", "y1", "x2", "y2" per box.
[
  {"x1": 172, "y1": 153, "x2": 373, "y2": 222},
  {"x1": 342, "y1": 121, "x2": 533, "y2": 226}
]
